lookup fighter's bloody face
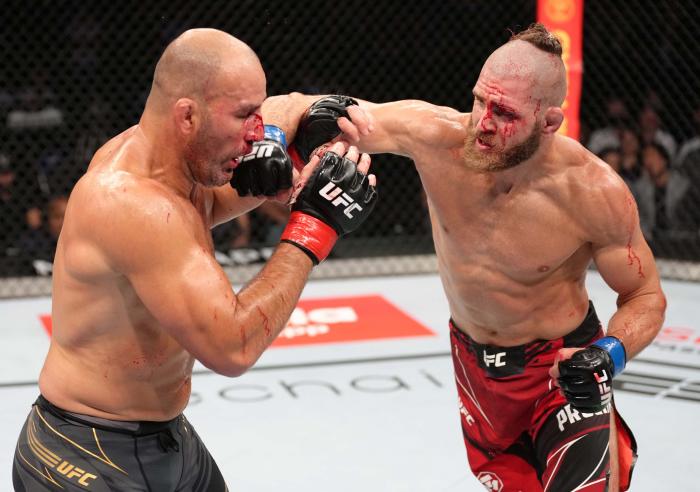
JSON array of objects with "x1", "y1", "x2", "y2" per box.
[
  {"x1": 186, "y1": 99, "x2": 264, "y2": 187},
  {"x1": 463, "y1": 70, "x2": 543, "y2": 172},
  {"x1": 184, "y1": 67, "x2": 266, "y2": 187}
]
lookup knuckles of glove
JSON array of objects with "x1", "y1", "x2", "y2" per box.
[
  {"x1": 230, "y1": 140, "x2": 293, "y2": 197},
  {"x1": 557, "y1": 346, "x2": 614, "y2": 412},
  {"x1": 295, "y1": 96, "x2": 359, "y2": 162},
  {"x1": 292, "y1": 151, "x2": 377, "y2": 236}
]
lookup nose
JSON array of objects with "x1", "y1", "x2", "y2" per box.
[
  {"x1": 245, "y1": 113, "x2": 264, "y2": 142},
  {"x1": 477, "y1": 110, "x2": 496, "y2": 134}
]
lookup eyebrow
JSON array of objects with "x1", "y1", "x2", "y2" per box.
[
  {"x1": 473, "y1": 91, "x2": 518, "y2": 115},
  {"x1": 235, "y1": 102, "x2": 261, "y2": 114},
  {"x1": 494, "y1": 103, "x2": 517, "y2": 115}
]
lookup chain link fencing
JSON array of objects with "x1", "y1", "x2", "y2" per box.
[{"x1": 1, "y1": 0, "x2": 699, "y2": 296}]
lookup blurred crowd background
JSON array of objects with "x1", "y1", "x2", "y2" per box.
[{"x1": 2, "y1": 0, "x2": 700, "y2": 283}]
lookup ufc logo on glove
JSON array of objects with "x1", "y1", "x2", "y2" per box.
[
  {"x1": 241, "y1": 144, "x2": 275, "y2": 161},
  {"x1": 594, "y1": 370, "x2": 612, "y2": 405},
  {"x1": 319, "y1": 182, "x2": 363, "y2": 218}
]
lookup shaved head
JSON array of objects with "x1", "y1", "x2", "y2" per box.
[
  {"x1": 149, "y1": 28, "x2": 263, "y2": 110},
  {"x1": 465, "y1": 24, "x2": 567, "y2": 172},
  {"x1": 140, "y1": 28, "x2": 267, "y2": 188},
  {"x1": 483, "y1": 39, "x2": 567, "y2": 107}
]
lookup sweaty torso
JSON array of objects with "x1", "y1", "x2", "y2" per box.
[
  {"x1": 412, "y1": 118, "x2": 596, "y2": 346},
  {"x1": 40, "y1": 127, "x2": 215, "y2": 421}
]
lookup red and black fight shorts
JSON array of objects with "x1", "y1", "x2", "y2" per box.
[{"x1": 450, "y1": 302, "x2": 637, "y2": 492}]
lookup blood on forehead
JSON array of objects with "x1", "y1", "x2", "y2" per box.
[
  {"x1": 477, "y1": 59, "x2": 539, "y2": 106},
  {"x1": 475, "y1": 80, "x2": 516, "y2": 111}
]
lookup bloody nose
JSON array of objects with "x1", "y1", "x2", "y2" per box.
[{"x1": 246, "y1": 114, "x2": 264, "y2": 142}]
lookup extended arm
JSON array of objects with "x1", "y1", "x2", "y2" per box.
[{"x1": 261, "y1": 94, "x2": 463, "y2": 159}]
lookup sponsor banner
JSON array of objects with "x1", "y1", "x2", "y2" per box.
[
  {"x1": 537, "y1": 0, "x2": 584, "y2": 141},
  {"x1": 642, "y1": 325, "x2": 700, "y2": 363},
  {"x1": 39, "y1": 314, "x2": 52, "y2": 336},
  {"x1": 273, "y1": 295, "x2": 435, "y2": 346},
  {"x1": 37, "y1": 295, "x2": 435, "y2": 346}
]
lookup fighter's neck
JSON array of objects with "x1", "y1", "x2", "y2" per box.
[{"x1": 133, "y1": 117, "x2": 196, "y2": 199}]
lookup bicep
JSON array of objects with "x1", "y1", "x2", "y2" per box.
[
  {"x1": 128, "y1": 246, "x2": 231, "y2": 333},
  {"x1": 120, "y1": 215, "x2": 237, "y2": 365},
  {"x1": 591, "y1": 199, "x2": 660, "y2": 300}
]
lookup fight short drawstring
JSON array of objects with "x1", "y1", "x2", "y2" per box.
[{"x1": 157, "y1": 428, "x2": 180, "y2": 453}]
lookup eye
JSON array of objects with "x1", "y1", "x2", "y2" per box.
[{"x1": 494, "y1": 106, "x2": 516, "y2": 120}]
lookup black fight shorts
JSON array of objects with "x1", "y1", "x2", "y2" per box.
[{"x1": 12, "y1": 395, "x2": 228, "y2": 491}]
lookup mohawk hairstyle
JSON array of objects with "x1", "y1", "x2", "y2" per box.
[{"x1": 510, "y1": 23, "x2": 563, "y2": 57}]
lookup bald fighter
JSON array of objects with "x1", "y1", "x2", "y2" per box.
[
  {"x1": 265, "y1": 24, "x2": 665, "y2": 491},
  {"x1": 12, "y1": 29, "x2": 376, "y2": 491}
]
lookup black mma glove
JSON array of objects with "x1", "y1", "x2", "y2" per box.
[
  {"x1": 290, "y1": 95, "x2": 359, "y2": 163},
  {"x1": 280, "y1": 151, "x2": 377, "y2": 264},
  {"x1": 557, "y1": 336, "x2": 627, "y2": 412},
  {"x1": 230, "y1": 125, "x2": 293, "y2": 196}
]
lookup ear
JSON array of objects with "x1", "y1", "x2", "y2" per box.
[
  {"x1": 173, "y1": 98, "x2": 199, "y2": 135},
  {"x1": 542, "y1": 107, "x2": 564, "y2": 135}
]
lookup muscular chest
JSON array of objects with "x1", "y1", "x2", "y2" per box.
[{"x1": 421, "y1": 165, "x2": 584, "y2": 281}]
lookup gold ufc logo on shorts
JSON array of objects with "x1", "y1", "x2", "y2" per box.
[
  {"x1": 56, "y1": 460, "x2": 98, "y2": 487},
  {"x1": 26, "y1": 416, "x2": 99, "y2": 487},
  {"x1": 319, "y1": 182, "x2": 363, "y2": 218}
]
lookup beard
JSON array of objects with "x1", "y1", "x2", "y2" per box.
[
  {"x1": 184, "y1": 119, "x2": 233, "y2": 188},
  {"x1": 463, "y1": 121, "x2": 541, "y2": 173}
]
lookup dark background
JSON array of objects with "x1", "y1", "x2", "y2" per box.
[{"x1": 2, "y1": 0, "x2": 700, "y2": 277}]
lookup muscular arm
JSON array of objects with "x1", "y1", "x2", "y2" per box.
[
  {"x1": 210, "y1": 185, "x2": 264, "y2": 227},
  {"x1": 261, "y1": 92, "x2": 319, "y2": 142},
  {"x1": 352, "y1": 100, "x2": 464, "y2": 157},
  {"x1": 261, "y1": 94, "x2": 464, "y2": 159},
  {"x1": 591, "y1": 178, "x2": 667, "y2": 359},
  {"x1": 107, "y1": 191, "x2": 312, "y2": 377}
]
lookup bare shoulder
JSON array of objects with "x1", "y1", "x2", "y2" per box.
[
  {"x1": 557, "y1": 137, "x2": 635, "y2": 244},
  {"x1": 69, "y1": 170, "x2": 195, "y2": 273}
]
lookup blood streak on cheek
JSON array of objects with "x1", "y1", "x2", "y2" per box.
[
  {"x1": 534, "y1": 99, "x2": 541, "y2": 118},
  {"x1": 501, "y1": 121, "x2": 516, "y2": 146}
]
